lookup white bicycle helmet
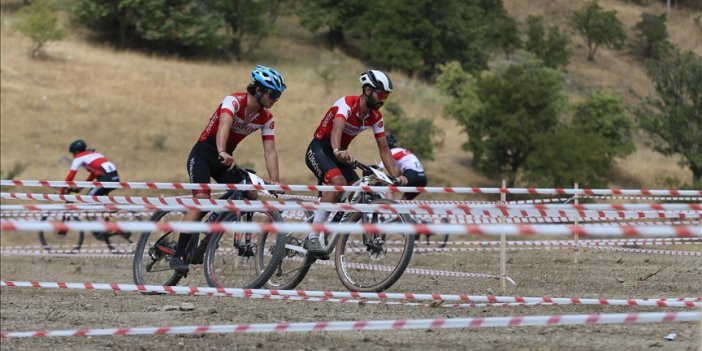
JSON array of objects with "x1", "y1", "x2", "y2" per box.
[{"x1": 359, "y1": 70, "x2": 393, "y2": 92}]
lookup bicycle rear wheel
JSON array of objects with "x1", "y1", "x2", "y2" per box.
[
  {"x1": 204, "y1": 210, "x2": 286, "y2": 288},
  {"x1": 132, "y1": 211, "x2": 184, "y2": 286},
  {"x1": 38, "y1": 214, "x2": 84, "y2": 252},
  {"x1": 335, "y1": 199, "x2": 415, "y2": 292},
  {"x1": 415, "y1": 217, "x2": 450, "y2": 249},
  {"x1": 258, "y1": 200, "x2": 315, "y2": 289}
]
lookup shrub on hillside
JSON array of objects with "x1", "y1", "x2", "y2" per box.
[{"x1": 12, "y1": 0, "x2": 65, "y2": 58}]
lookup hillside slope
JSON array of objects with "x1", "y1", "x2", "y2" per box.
[{"x1": 1, "y1": 0, "x2": 698, "y2": 195}]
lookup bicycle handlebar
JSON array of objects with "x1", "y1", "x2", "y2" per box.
[{"x1": 351, "y1": 160, "x2": 401, "y2": 185}]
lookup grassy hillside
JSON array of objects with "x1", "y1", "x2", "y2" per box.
[{"x1": 1, "y1": 0, "x2": 698, "y2": 196}]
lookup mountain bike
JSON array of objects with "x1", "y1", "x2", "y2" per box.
[
  {"x1": 38, "y1": 188, "x2": 134, "y2": 253},
  {"x1": 257, "y1": 160, "x2": 415, "y2": 292},
  {"x1": 132, "y1": 167, "x2": 286, "y2": 288}
]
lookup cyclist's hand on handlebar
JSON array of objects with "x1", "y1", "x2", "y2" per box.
[
  {"x1": 218, "y1": 152, "x2": 236, "y2": 170},
  {"x1": 333, "y1": 149, "x2": 354, "y2": 164},
  {"x1": 393, "y1": 176, "x2": 408, "y2": 186},
  {"x1": 268, "y1": 181, "x2": 287, "y2": 196}
]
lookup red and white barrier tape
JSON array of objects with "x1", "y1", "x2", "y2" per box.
[
  {"x1": 0, "y1": 251, "x2": 133, "y2": 258},
  {"x1": 2, "y1": 219, "x2": 699, "y2": 237},
  {"x1": 3, "y1": 203, "x2": 698, "y2": 220},
  {"x1": 412, "y1": 246, "x2": 702, "y2": 256},
  {"x1": 435, "y1": 237, "x2": 702, "y2": 247},
  {"x1": 2, "y1": 281, "x2": 700, "y2": 306},
  {"x1": 4, "y1": 179, "x2": 702, "y2": 196},
  {"x1": 586, "y1": 246, "x2": 702, "y2": 256},
  {"x1": 2, "y1": 311, "x2": 698, "y2": 338},
  {"x1": 3, "y1": 193, "x2": 700, "y2": 213}
]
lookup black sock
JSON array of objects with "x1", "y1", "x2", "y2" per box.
[{"x1": 174, "y1": 233, "x2": 193, "y2": 257}]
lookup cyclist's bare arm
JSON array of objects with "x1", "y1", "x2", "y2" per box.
[
  {"x1": 331, "y1": 117, "x2": 353, "y2": 163},
  {"x1": 216, "y1": 111, "x2": 235, "y2": 169},
  {"x1": 262, "y1": 139, "x2": 280, "y2": 183}
]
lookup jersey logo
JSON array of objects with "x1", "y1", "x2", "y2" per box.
[
  {"x1": 378, "y1": 121, "x2": 384, "y2": 128},
  {"x1": 269, "y1": 121, "x2": 275, "y2": 129}
]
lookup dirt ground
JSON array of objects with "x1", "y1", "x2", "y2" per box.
[{"x1": 1, "y1": 232, "x2": 700, "y2": 351}]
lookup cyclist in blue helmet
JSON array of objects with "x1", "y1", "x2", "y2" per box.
[{"x1": 170, "y1": 65, "x2": 287, "y2": 274}]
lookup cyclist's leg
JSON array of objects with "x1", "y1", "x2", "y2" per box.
[
  {"x1": 171, "y1": 143, "x2": 216, "y2": 272},
  {"x1": 304, "y1": 139, "x2": 356, "y2": 256},
  {"x1": 88, "y1": 173, "x2": 121, "y2": 242},
  {"x1": 400, "y1": 169, "x2": 427, "y2": 201}
]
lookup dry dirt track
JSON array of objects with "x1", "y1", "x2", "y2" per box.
[{"x1": 1, "y1": 235, "x2": 700, "y2": 351}]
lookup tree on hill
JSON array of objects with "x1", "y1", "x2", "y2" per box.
[
  {"x1": 215, "y1": 0, "x2": 286, "y2": 59},
  {"x1": 637, "y1": 47, "x2": 702, "y2": 185},
  {"x1": 482, "y1": 3, "x2": 521, "y2": 59},
  {"x1": 633, "y1": 12, "x2": 668, "y2": 58},
  {"x1": 570, "y1": 0, "x2": 626, "y2": 61},
  {"x1": 12, "y1": 0, "x2": 65, "y2": 58},
  {"x1": 382, "y1": 101, "x2": 436, "y2": 161},
  {"x1": 296, "y1": 0, "x2": 369, "y2": 48},
  {"x1": 72, "y1": 0, "x2": 284, "y2": 58},
  {"x1": 72, "y1": 0, "x2": 223, "y2": 55},
  {"x1": 572, "y1": 89, "x2": 635, "y2": 158},
  {"x1": 436, "y1": 61, "x2": 484, "y2": 166},
  {"x1": 525, "y1": 15, "x2": 571, "y2": 69},
  {"x1": 298, "y1": 0, "x2": 515, "y2": 78},
  {"x1": 522, "y1": 126, "x2": 613, "y2": 187},
  {"x1": 438, "y1": 58, "x2": 567, "y2": 186}
]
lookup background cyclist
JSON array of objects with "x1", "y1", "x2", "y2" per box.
[
  {"x1": 170, "y1": 65, "x2": 286, "y2": 274},
  {"x1": 304, "y1": 70, "x2": 407, "y2": 257},
  {"x1": 59, "y1": 139, "x2": 121, "y2": 241},
  {"x1": 378, "y1": 134, "x2": 427, "y2": 200},
  {"x1": 60, "y1": 139, "x2": 120, "y2": 196}
]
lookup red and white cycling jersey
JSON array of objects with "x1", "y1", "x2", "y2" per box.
[
  {"x1": 313, "y1": 96, "x2": 385, "y2": 149},
  {"x1": 379, "y1": 147, "x2": 425, "y2": 173},
  {"x1": 65, "y1": 150, "x2": 117, "y2": 182},
  {"x1": 198, "y1": 92, "x2": 275, "y2": 152}
]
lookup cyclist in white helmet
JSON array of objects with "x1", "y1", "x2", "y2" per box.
[
  {"x1": 304, "y1": 70, "x2": 408, "y2": 257},
  {"x1": 170, "y1": 65, "x2": 286, "y2": 273}
]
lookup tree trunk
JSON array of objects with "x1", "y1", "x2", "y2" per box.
[{"x1": 692, "y1": 164, "x2": 701, "y2": 186}]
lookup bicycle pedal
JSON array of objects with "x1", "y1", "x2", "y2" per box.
[{"x1": 311, "y1": 252, "x2": 330, "y2": 261}]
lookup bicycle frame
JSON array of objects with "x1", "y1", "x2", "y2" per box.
[{"x1": 287, "y1": 161, "x2": 394, "y2": 256}]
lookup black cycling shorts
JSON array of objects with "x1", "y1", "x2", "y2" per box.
[
  {"x1": 187, "y1": 141, "x2": 244, "y2": 196},
  {"x1": 402, "y1": 169, "x2": 427, "y2": 200},
  {"x1": 305, "y1": 138, "x2": 359, "y2": 185},
  {"x1": 87, "y1": 171, "x2": 120, "y2": 196}
]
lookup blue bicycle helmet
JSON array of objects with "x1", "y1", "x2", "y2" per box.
[
  {"x1": 251, "y1": 65, "x2": 286, "y2": 93},
  {"x1": 69, "y1": 139, "x2": 87, "y2": 154}
]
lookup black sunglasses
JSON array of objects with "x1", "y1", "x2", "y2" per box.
[{"x1": 268, "y1": 90, "x2": 282, "y2": 100}]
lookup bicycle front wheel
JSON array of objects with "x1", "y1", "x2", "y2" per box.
[
  {"x1": 204, "y1": 210, "x2": 286, "y2": 288},
  {"x1": 38, "y1": 214, "x2": 84, "y2": 253},
  {"x1": 335, "y1": 199, "x2": 415, "y2": 292},
  {"x1": 258, "y1": 200, "x2": 315, "y2": 290},
  {"x1": 132, "y1": 211, "x2": 183, "y2": 286}
]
